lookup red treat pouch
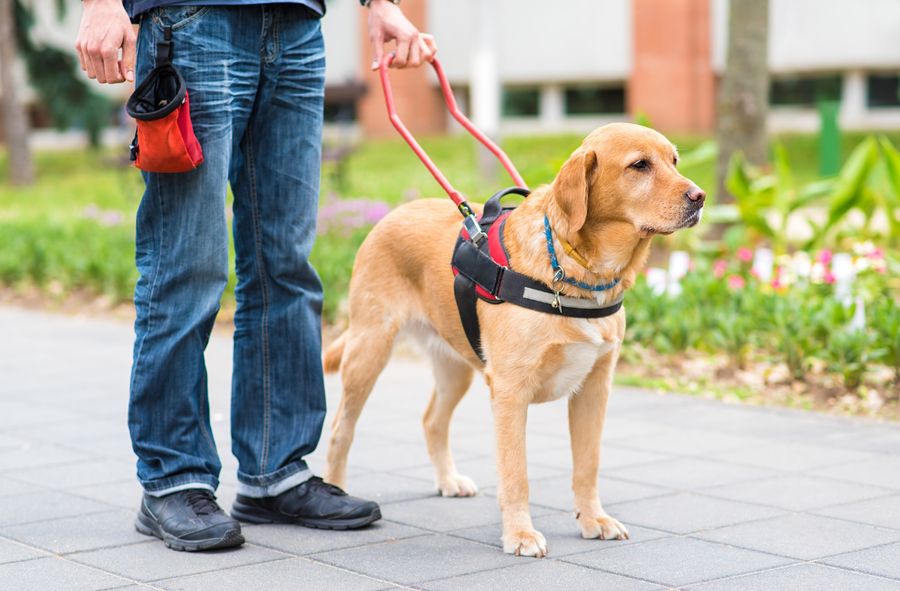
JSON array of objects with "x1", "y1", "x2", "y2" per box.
[{"x1": 126, "y1": 27, "x2": 203, "y2": 173}]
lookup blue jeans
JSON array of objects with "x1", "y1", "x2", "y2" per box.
[{"x1": 128, "y1": 5, "x2": 327, "y2": 498}]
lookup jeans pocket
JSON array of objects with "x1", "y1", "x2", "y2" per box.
[{"x1": 150, "y1": 6, "x2": 211, "y2": 30}]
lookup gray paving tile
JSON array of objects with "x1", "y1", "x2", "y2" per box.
[
  {"x1": 1, "y1": 509, "x2": 145, "y2": 554},
  {"x1": 0, "y1": 556, "x2": 131, "y2": 591},
  {"x1": 0, "y1": 537, "x2": 47, "y2": 564},
  {"x1": 345, "y1": 441, "x2": 481, "y2": 472},
  {"x1": 382, "y1": 493, "x2": 552, "y2": 532},
  {"x1": 564, "y1": 536, "x2": 792, "y2": 587},
  {"x1": 158, "y1": 557, "x2": 386, "y2": 591},
  {"x1": 449, "y1": 511, "x2": 669, "y2": 557},
  {"x1": 397, "y1": 454, "x2": 567, "y2": 489},
  {"x1": 814, "y1": 494, "x2": 900, "y2": 531},
  {"x1": 0, "y1": 490, "x2": 115, "y2": 526},
  {"x1": 13, "y1": 459, "x2": 135, "y2": 490},
  {"x1": 0, "y1": 444, "x2": 95, "y2": 472},
  {"x1": 0, "y1": 434, "x2": 28, "y2": 450},
  {"x1": 608, "y1": 492, "x2": 784, "y2": 534},
  {"x1": 695, "y1": 513, "x2": 900, "y2": 560},
  {"x1": 69, "y1": 479, "x2": 145, "y2": 510},
  {"x1": 706, "y1": 441, "x2": 880, "y2": 473},
  {"x1": 593, "y1": 417, "x2": 668, "y2": 442},
  {"x1": 338, "y1": 471, "x2": 443, "y2": 505},
  {"x1": 525, "y1": 443, "x2": 671, "y2": 472},
  {"x1": 813, "y1": 457, "x2": 900, "y2": 490},
  {"x1": 6, "y1": 418, "x2": 128, "y2": 445},
  {"x1": 482, "y1": 475, "x2": 670, "y2": 513},
  {"x1": 611, "y1": 428, "x2": 766, "y2": 456},
  {"x1": 0, "y1": 477, "x2": 38, "y2": 497},
  {"x1": 70, "y1": 540, "x2": 288, "y2": 582},
  {"x1": 821, "y1": 542, "x2": 900, "y2": 580},
  {"x1": 311, "y1": 534, "x2": 521, "y2": 585},
  {"x1": 703, "y1": 474, "x2": 893, "y2": 511},
  {"x1": 604, "y1": 457, "x2": 776, "y2": 491},
  {"x1": 61, "y1": 435, "x2": 139, "y2": 463},
  {"x1": 0, "y1": 406, "x2": 88, "y2": 431},
  {"x1": 685, "y1": 563, "x2": 900, "y2": 590},
  {"x1": 241, "y1": 520, "x2": 429, "y2": 555},
  {"x1": 422, "y1": 559, "x2": 661, "y2": 591}
]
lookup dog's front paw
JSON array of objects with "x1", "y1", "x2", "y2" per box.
[
  {"x1": 502, "y1": 529, "x2": 548, "y2": 558},
  {"x1": 438, "y1": 474, "x2": 478, "y2": 497},
  {"x1": 577, "y1": 512, "x2": 630, "y2": 540}
]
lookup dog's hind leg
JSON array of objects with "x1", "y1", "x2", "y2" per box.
[
  {"x1": 423, "y1": 351, "x2": 477, "y2": 497},
  {"x1": 324, "y1": 324, "x2": 398, "y2": 490}
]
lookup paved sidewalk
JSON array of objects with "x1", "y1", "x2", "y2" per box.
[{"x1": 2, "y1": 306, "x2": 900, "y2": 590}]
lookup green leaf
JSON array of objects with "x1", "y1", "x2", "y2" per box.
[
  {"x1": 678, "y1": 140, "x2": 717, "y2": 169},
  {"x1": 725, "y1": 151, "x2": 751, "y2": 200},
  {"x1": 819, "y1": 136, "x2": 880, "y2": 239}
]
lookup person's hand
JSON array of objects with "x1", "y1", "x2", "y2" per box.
[
  {"x1": 75, "y1": 0, "x2": 137, "y2": 84},
  {"x1": 366, "y1": 0, "x2": 437, "y2": 70}
]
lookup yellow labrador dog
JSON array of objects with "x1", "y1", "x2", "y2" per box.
[{"x1": 323, "y1": 122, "x2": 704, "y2": 557}]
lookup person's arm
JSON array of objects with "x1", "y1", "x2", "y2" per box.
[
  {"x1": 75, "y1": 0, "x2": 136, "y2": 84},
  {"x1": 363, "y1": 0, "x2": 437, "y2": 69}
]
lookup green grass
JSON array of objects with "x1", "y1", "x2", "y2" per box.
[{"x1": 2, "y1": 129, "x2": 898, "y2": 319}]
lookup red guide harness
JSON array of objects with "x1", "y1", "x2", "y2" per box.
[{"x1": 379, "y1": 56, "x2": 624, "y2": 363}]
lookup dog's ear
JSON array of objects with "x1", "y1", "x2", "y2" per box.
[{"x1": 552, "y1": 149, "x2": 598, "y2": 234}]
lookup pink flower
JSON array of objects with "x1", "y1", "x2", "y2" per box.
[
  {"x1": 823, "y1": 271, "x2": 836, "y2": 284},
  {"x1": 868, "y1": 248, "x2": 884, "y2": 260},
  {"x1": 817, "y1": 249, "x2": 833, "y2": 265},
  {"x1": 713, "y1": 259, "x2": 727, "y2": 278},
  {"x1": 727, "y1": 274, "x2": 746, "y2": 290},
  {"x1": 736, "y1": 247, "x2": 753, "y2": 263}
]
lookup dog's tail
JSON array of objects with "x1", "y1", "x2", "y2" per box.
[{"x1": 323, "y1": 331, "x2": 347, "y2": 374}]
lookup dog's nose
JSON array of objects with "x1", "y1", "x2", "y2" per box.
[{"x1": 684, "y1": 186, "x2": 706, "y2": 204}]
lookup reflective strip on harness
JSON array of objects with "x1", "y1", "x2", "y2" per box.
[{"x1": 521, "y1": 287, "x2": 624, "y2": 310}]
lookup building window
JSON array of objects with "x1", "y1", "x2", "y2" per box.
[
  {"x1": 564, "y1": 85, "x2": 626, "y2": 115},
  {"x1": 502, "y1": 87, "x2": 540, "y2": 118},
  {"x1": 770, "y1": 75, "x2": 842, "y2": 107},
  {"x1": 867, "y1": 74, "x2": 900, "y2": 108}
]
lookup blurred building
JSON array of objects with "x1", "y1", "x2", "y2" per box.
[
  {"x1": 15, "y1": 0, "x2": 900, "y2": 140},
  {"x1": 325, "y1": 0, "x2": 900, "y2": 136}
]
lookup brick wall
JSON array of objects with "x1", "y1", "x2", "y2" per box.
[
  {"x1": 356, "y1": 1, "x2": 446, "y2": 138},
  {"x1": 628, "y1": 0, "x2": 715, "y2": 133}
]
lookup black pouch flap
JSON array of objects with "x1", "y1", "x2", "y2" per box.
[{"x1": 126, "y1": 64, "x2": 186, "y2": 121}]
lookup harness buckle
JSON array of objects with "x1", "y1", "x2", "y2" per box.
[
  {"x1": 551, "y1": 268, "x2": 565, "y2": 313},
  {"x1": 462, "y1": 214, "x2": 486, "y2": 245}
]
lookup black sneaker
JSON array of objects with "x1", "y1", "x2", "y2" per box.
[
  {"x1": 135, "y1": 489, "x2": 244, "y2": 552},
  {"x1": 231, "y1": 476, "x2": 381, "y2": 530}
]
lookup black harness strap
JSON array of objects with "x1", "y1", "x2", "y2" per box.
[
  {"x1": 453, "y1": 273, "x2": 484, "y2": 359},
  {"x1": 451, "y1": 187, "x2": 624, "y2": 363}
]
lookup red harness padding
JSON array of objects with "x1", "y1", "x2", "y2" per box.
[{"x1": 455, "y1": 210, "x2": 512, "y2": 301}]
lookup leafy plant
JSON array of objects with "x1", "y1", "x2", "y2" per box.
[{"x1": 824, "y1": 326, "x2": 885, "y2": 391}]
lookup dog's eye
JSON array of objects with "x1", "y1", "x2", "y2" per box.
[{"x1": 630, "y1": 160, "x2": 649, "y2": 171}]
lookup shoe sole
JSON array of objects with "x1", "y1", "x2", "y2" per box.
[
  {"x1": 230, "y1": 502, "x2": 382, "y2": 530},
  {"x1": 135, "y1": 511, "x2": 245, "y2": 552}
]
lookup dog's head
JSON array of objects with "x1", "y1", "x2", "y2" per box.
[{"x1": 551, "y1": 122, "x2": 705, "y2": 238}]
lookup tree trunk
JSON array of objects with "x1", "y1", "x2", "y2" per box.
[
  {"x1": 715, "y1": 0, "x2": 769, "y2": 202},
  {"x1": 0, "y1": 0, "x2": 34, "y2": 185}
]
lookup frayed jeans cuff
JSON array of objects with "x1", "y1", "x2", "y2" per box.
[
  {"x1": 142, "y1": 476, "x2": 218, "y2": 498},
  {"x1": 236, "y1": 462, "x2": 312, "y2": 498}
]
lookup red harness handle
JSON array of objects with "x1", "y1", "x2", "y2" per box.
[{"x1": 378, "y1": 55, "x2": 528, "y2": 217}]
